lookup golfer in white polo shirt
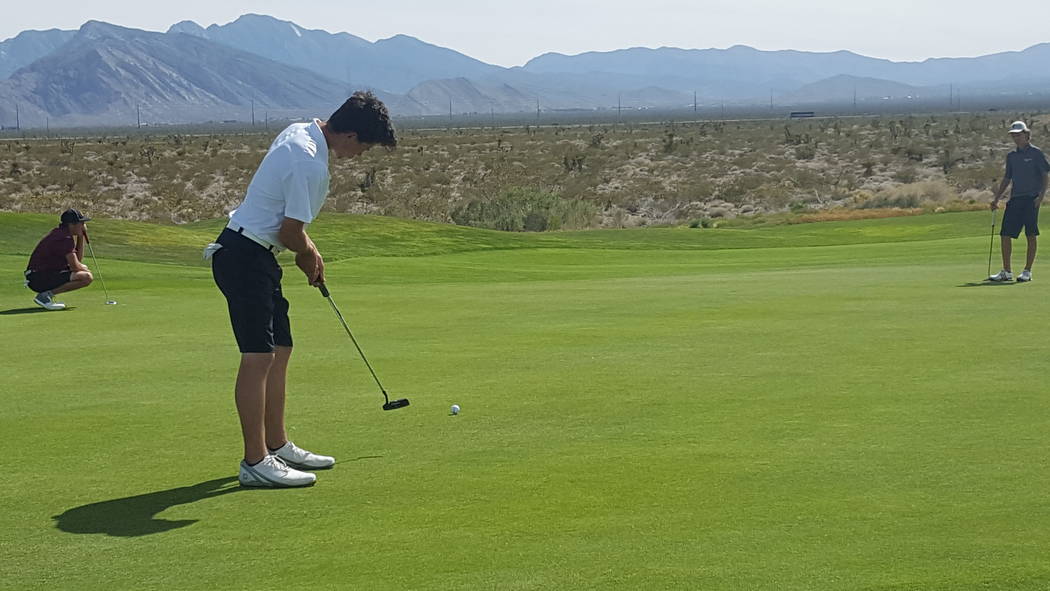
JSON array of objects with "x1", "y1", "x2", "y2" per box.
[{"x1": 208, "y1": 91, "x2": 397, "y2": 487}]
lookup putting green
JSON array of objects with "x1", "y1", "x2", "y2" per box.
[{"x1": 2, "y1": 211, "x2": 1048, "y2": 590}]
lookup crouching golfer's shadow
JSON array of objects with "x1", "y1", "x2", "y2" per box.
[{"x1": 53, "y1": 477, "x2": 240, "y2": 537}]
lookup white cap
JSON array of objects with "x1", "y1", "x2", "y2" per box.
[{"x1": 1009, "y1": 121, "x2": 1030, "y2": 134}]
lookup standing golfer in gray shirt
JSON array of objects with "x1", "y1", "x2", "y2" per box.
[{"x1": 990, "y1": 121, "x2": 1050, "y2": 282}]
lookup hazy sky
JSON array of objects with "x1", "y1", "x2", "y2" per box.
[{"x1": 5, "y1": 1, "x2": 1050, "y2": 67}]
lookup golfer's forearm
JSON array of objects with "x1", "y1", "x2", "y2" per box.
[
  {"x1": 277, "y1": 219, "x2": 316, "y2": 254},
  {"x1": 282, "y1": 231, "x2": 316, "y2": 255},
  {"x1": 995, "y1": 180, "x2": 1010, "y2": 199}
]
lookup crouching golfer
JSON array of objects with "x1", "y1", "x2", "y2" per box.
[
  {"x1": 25, "y1": 209, "x2": 94, "y2": 310},
  {"x1": 207, "y1": 91, "x2": 397, "y2": 487},
  {"x1": 990, "y1": 121, "x2": 1050, "y2": 282}
]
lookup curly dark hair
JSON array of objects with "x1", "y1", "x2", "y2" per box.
[{"x1": 328, "y1": 91, "x2": 397, "y2": 147}]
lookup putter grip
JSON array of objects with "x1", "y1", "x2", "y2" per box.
[{"x1": 318, "y1": 284, "x2": 330, "y2": 298}]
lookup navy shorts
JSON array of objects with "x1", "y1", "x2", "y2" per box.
[
  {"x1": 26, "y1": 269, "x2": 72, "y2": 293},
  {"x1": 1001, "y1": 197, "x2": 1040, "y2": 239},
  {"x1": 211, "y1": 228, "x2": 292, "y2": 353}
]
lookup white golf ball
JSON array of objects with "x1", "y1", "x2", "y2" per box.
[{"x1": 450, "y1": 404, "x2": 460, "y2": 415}]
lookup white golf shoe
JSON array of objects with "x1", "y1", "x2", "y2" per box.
[
  {"x1": 271, "y1": 441, "x2": 335, "y2": 470},
  {"x1": 33, "y1": 291, "x2": 66, "y2": 311},
  {"x1": 988, "y1": 270, "x2": 1013, "y2": 282},
  {"x1": 1017, "y1": 270, "x2": 1033, "y2": 282},
  {"x1": 239, "y1": 455, "x2": 316, "y2": 488}
]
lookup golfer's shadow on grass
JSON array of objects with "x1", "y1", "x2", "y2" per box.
[
  {"x1": 53, "y1": 476, "x2": 240, "y2": 537},
  {"x1": 957, "y1": 281, "x2": 1020, "y2": 287},
  {"x1": 0, "y1": 307, "x2": 75, "y2": 315}
]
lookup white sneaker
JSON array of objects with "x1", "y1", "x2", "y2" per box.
[
  {"x1": 33, "y1": 291, "x2": 66, "y2": 311},
  {"x1": 271, "y1": 441, "x2": 335, "y2": 470},
  {"x1": 1017, "y1": 270, "x2": 1033, "y2": 282},
  {"x1": 988, "y1": 270, "x2": 1013, "y2": 282},
  {"x1": 239, "y1": 455, "x2": 316, "y2": 488}
]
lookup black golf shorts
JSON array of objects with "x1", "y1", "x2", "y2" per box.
[
  {"x1": 1001, "y1": 197, "x2": 1040, "y2": 238},
  {"x1": 212, "y1": 228, "x2": 292, "y2": 353},
  {"x1": 26, "y1": 269, "x2": 72, "y2": 293}
]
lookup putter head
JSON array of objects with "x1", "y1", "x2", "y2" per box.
[{"x1": 383, "y1": 398, "x2": 410, "y2": 411}]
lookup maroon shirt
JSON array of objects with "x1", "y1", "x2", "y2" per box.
[{"x1": 27, "y1": 226, "x2": 76, "y2": 272}]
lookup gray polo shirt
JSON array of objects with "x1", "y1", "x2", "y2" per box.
[{"x1": 1006, "y1": 144, "x2": 1050, "y2": 198}]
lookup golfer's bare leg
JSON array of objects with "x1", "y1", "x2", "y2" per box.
[
  {"x1": 1025, "y1": 235, "x2": 1037, "y2": 271},
  {"x1": 260, "y1": 345, "x2": 333, "y2": 470},
  {"x1": 51, "y1": 271, "x2": 93, "y2": 295},
  {"x1": 236, "y1": 352, "x2": 275, "y2": 464},
  {"x1": 1001, "y1": 236, "x2": 1013, "y2": 272},
  {"x1": 264, "y1": 346, "x2": 292, "y2": 450}
]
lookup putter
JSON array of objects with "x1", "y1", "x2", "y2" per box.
[
  {"x1": 83, "y1": 230, "x2": 117, "y2": 305},
  {"x1": 986, "y1": 208, "x2": 998, "y2": 280},
  {"x1": 318, "y1": 283, "x2": 409, "y2": 411}
]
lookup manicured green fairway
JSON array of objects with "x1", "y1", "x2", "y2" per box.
[{"x1": 2, "y1": 211, "x2": 1049, "y2": 590}]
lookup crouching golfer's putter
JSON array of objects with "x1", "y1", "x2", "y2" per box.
[
  {"x1": 318, "y1": 283, "x2": 410, "y2": 411},
  {"x1": 83, "y1": 230, "x2": 117, "y2": 305}
]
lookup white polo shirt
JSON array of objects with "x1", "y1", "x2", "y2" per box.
[{"x1": 229, "y1": 119, "x2": 331, "y2": 249}]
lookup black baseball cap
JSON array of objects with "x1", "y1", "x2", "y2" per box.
[{"x1": 60, "y1": 208, "x2": 91, "y2": 224}]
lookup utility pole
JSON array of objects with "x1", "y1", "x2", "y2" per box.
[
  {"x1": 136, "y1": 104, "x2": 141, "y2": 128},
  {"x1": 617, "y1": 93, "x2": 622, "y2": 123},
  {"x1": 693, "y1": 91, "x2": 697, "y2": 114},
  {"x1": 15, "y1": 103, "x2": 19, "y2": 130},
  {"x1": 769, "y1": 89, "x2": 774, "y2": 111},
  {"x1": 251, "y1": 98, "x2": 256, "y2": 127},
  {"x1": 853, "y1": 87, "x2": 857, "y2": 112},
  {"x1": 535, "y1": 98, "x2": 540, "y2": 123},
  {"x1": 448, "y1": 99, "x2": 453, "y2": 132}
]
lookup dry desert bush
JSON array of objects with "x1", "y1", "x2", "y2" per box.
[{"x1": 0, "y1": 112, "x2": 1038, "y2": 229}]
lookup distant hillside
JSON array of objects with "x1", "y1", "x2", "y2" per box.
[
  {"x1": 522, "y1": 44, "x2": 1050, "y2": 98},
  {"x1": 168, "y1": 14, "x2": 502, "y2": 94},
  {"x1": 523, "y1": 46, "x2": 889, "y2": 99},
  {"x1": 0, "y1": 29, "x2": 76, "y2": 79},
  {"x1": 406, "y1": 78, "x2": 534, "y2": 113},
  {"x1": 0, "y1": 21, "x2": 350, "y2": 126},
  {"x1": 396, "y1": 71, "x2": 694, "y2": 115},
  {"x1": 779, "y1": 75, "x2": 927, "y2": 105},
  {"x1": 4, "y1": 14, "x2": 1050, "y2": 125}
]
